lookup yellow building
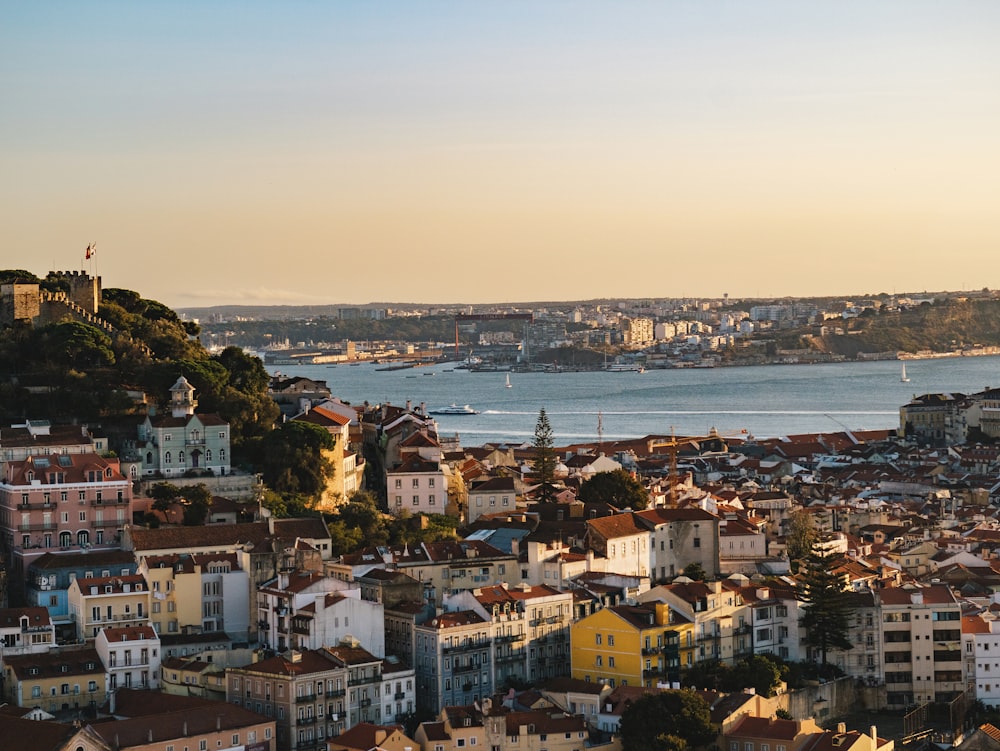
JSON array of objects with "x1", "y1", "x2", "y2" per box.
[
  {"x1": 2, "y1": 645, "x2": 107, "y2": 714},
  {"x1": 570, "y1": 603, "x2": 693, "y2": 688},
  {"x1": 66, "y1": 574, "x2": 151, "y2": 641}
]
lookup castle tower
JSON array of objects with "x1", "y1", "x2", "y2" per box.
[
  {"x1": 169, "y1": 376, "x2": 197, "y2": 418},
  {"x1": 46, "y1": 270, "x2": 101, "y2": 315}
]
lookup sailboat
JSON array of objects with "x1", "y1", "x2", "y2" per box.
[
  {"x1": 900, "y1": 363, "x2": 910, "y2": 383},
  {"x1": 505, "y1": 373, "x2": 512, "y2": 388}
]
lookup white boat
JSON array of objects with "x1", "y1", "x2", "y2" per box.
[
  {"x1": 606, "y1": 363, "x2": 643, "y2": 372},
  {"x1": 901, "y1": 363, "x2": 910, "y2": 382},
  {"x1": 429, "y1": 404, "x2": 480, "y2": 415},
  {"x1": 505, "y1": 373, "x2": 512, "y2": 388}
]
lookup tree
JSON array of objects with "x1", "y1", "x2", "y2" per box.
[
  {"x1": 785, "y1": 509, "x2": 818, "y2": 564},
  {"x1": 577, "y1": 469, "x2": 649, "y2": 510},
  {"x1": 182, "y1": 483, "x2": 213, "y2": 526},
  {"x1": 799, "y1": 550, "x2": 855, "y2": 666},
  {"x1": 619, "y1": 689, "x2": 716, "y2": 751},
  {"x1": 260, "y1": 421, "x2": 335, "y2": 503},
  {"x1": 682, "y1": 562, "x2": 707, "y2": 581},
  {"x1": 149, "y1": 482, "x2": 182, "y2": 513},
  {"x1": 532, "y1": 407, "x2": 558, "y2": 502}
]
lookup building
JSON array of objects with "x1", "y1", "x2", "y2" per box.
[
  {"x1": 584, "y1": 514, "x2": 650, "y2": 578},
  {"x1": 570, "y1": 602, "x2": 690, "y2": 688},
  {"x1": 878, "y1": 585, "x2": 963, "y2": 708},
  {"x1": 0, "y1": 606, "x2": 55, "y2": 657},
  {"x1": 137, "y1": 551, "x2": 251, "y2": 639},
  {"x1": 294, "y1": 403, "x2": 365, "y2": 511},
  {"x1": 466, "y1": 477, "x2": 518, "y2": 525},
  {"x1": 25, "y1": 550, "x2": 138, "y2": 640},
  {"x1": 136, "y1": 376, "x2": 232, "y2": 478},
  {"x1": 67, "y1": 574, "x2": 150, "y2": 641},
  {"x1": 2, "y1": 645, "x2": 106, "y2": 715},
  {"x1": 95, "y1": 624, "x2": 161, "y2": 693},
  {"x1": 413, "y1": 610, "x2": 493, "y2": 713},
  {"x1": 0, "y1": 450, "x2": 132, "y2": 588},
  {"x1": 256, "y1": 570, "x2": 384, "y2": 656},
  {"x1": 635, "y1": 508, "x2": 721, "y2": 583}
]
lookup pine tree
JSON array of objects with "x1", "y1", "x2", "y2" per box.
[
  {"x1": 799, "y1": 550, "x2": 854, "y2": 667},
  {"x1": 532, "y1": 407, "x2": 558, "y2": 502}
]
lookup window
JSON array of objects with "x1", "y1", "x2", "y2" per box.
[
  {"x1": 608, "y1": 635, "x2": 614, "y2": 647},
  {"x1": 595, "y1": 634, "x2": 602, "y2": 645},
  {"x1": 429, "y1": 494, "x2": 435, "y2": 505},
  {"x1": 693, "y1": 538, "x2": 701, "y2": 548},
  {"x1": 413, "y1": 496, "x2": 419, "y2": 505},
  {"x1": 608, "y1": 656, "x2": 615, "y2": 667},
  {"x1": 395, "y1": 479, "x2": 402, "y2": 489},
  {"x1": 413, "y1": 479, "x2": 420, "y2": 488}
]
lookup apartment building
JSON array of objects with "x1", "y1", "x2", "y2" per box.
[
  {"x1": 446, "y1": 583, "x2": 574, "y2": 688},
  {"x1": 138, "y1": 551, "x2": 251, "y2": 638},
  {"x1": 2, "y1": 645, "x2": 106, "y2": 715},
  {"x1": 67, "y1": 573, "x2": 150, "y2": 641},
  {"x1": 0, "y1": 451, "x2": 132, "y2": 586},
  {"x1": 414, "y1": 610, "x2": 493, "y2": 713},
  {"x1": 878, "y1": 585, "x2": 963, "y2": 708},
  {"x1": 95, "y1": 624, "x2": 161, "y2": 692},
  {"x1": 570, "y1": 602, "x2": 691, "y2": 688}
]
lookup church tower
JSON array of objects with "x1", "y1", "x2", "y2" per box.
[{"x1": 169, "y1": 376, "x2": 197, "y2": 418}]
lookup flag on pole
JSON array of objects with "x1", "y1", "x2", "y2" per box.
[{"x1": 85, "y1": 243, "x2": 96, "y2": 259}]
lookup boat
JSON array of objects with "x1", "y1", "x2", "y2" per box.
[
  {"x1": 429, "y1": 404, "x2": 480, "y2": 415},
  {"x1": 606, "y1": 363, "x2": 643, "y2": 372},
  {"x1": 901, "y1": 363, "x2": 910, "y2": 382},
  {"x1": 505, "y1": 373, "x2": 512, "y2": 388}
]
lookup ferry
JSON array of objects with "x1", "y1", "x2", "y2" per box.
[{"x1": 429, "y1": 404, "x2": 480, "y2": 415}]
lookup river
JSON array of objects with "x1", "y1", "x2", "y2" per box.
[{"x1": 269, "y1": 356, "x2": 1000, "y2": 445}]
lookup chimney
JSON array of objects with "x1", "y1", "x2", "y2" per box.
[{"x1": 870, "y1": 726, "x2": 878, "y2": 750}]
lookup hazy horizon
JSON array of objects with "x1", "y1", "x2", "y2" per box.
[{"x1": 3, "y1": 2, "x2": 998, "y2": 309}]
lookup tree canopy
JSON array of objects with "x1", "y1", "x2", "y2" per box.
[
  {"x1": 619, "y1": 689, "x2": 716, "y2": 751},
  {"x1": 259, "y1": 421, "x2": 336, "y2": 505},
  {"x1": 578, "y1": 469, "x2": 649, "y2": 509}
]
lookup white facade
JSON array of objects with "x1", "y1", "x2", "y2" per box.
[{"x1": 95, "y1": 625, "x2": 161, "y2": 691}]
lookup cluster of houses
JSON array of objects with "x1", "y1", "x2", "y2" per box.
[{"x1": 9, "y1": 374, "x2": 1000, "y2": 750}]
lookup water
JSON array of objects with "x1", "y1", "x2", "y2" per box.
[{"x1": 271, "y1": 357, "x2": 1000, "y2": 445}]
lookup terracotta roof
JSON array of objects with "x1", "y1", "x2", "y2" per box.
[
  {"x1": 0, "y1": 606, "x2": 52, "y2": 630},
  {"x1": 728, "y1": 715, "x2": 802, "y2": 741},
  {"x1": 5, "y1": 646, "x2": 103, "y2": 680},
  {"x1": 89, "y1": 701, "x2": 269, "y2": 746},
  {"x1": 0, "y1": 714, "x2": 77, "y2": 751},
  {"x1": 5, "y1": 451, "x2": 126, "y2": 485},
  {"x1": 586, "y1": 513, "x2": 646, "y2": 540}
]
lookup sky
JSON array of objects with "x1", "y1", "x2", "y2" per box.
[{"x1": 2, "y1": 2, "x2": 999, "y2": 308}]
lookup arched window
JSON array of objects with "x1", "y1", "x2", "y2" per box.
[
  {"x1": 206, "y1": 449, "x2": 212, "y2": 462},
  {"x1": 178, "y1": 451, "x2": 185, "y2": 464},
  {"x1": 219, "y1": 449, "x2": 225, "y2": 463},
  {"x1": 146, "y1": 451, "x2": 153, "y2": 465},
  {"x1": 165, "y1": 451, "x2": 171, "y2": 464},
  {"x1": 59, "y1": 531, "x2": 72, "y2": 547},
  {"x1": 77, "y1": 531, "x2": 89, "y2": 547}
]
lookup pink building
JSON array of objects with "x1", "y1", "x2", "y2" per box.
[{"x1": 1, "y1": 452, "x2": 132, "y2": 586}]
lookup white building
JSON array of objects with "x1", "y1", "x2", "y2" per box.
[{"x1": 95, "y1": 624, "x2": 161, "y2": 692}]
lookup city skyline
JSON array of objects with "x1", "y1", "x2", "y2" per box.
[{"x1": 2, "y1": 2, "x2": 998, "y2": 309}]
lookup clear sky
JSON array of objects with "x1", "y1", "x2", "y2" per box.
[{"x1": 2, "y1": 2, "x2": 998, "y2": 308}]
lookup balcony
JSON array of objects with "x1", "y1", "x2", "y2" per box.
[
  {"x1": 494, "y1": 633, "x2": 525, "y2": 644},
  {"x1": 326, "y1": 688, "x2": 346, "y2": 698},
  {"x1": 643, "y1": 668, "x2": 664, "y2": 679},
  {"x1": 394, "y1": 691, "x2": 405, "y2": 700},
  {"x1": 90, "y1": 498, "x2": 128, "y2": 506},
  {"x1": 496, "y1": 653, "x2": 523, "y2": 663},
  {"x1": 348, "y1": 674, "x2": 382, "y2": 687},
  {"x1": 452, "y1": 662, "x2": 479, "y2": 674},
  {"x1": 641, "y1": 646, "x2": 659, "y2": 656},
  {"x1": 296, "y1": 692, "x2": 318, "y2": 703},
  {"x1": 185, "y1": 438, "x2": 206, "y2": 446},
  {"x1": 297, "y1": 715, "x2": 318, "y2": 724},
  {"x1": 359, "y1": 698, "x2": 372, "y2": 708},
  {"x1": 17, "y1": 523, "x2": 56, "y2": 532},
  {"x1": 443, "y1": 639, "x2": 490, "y2": 653}
]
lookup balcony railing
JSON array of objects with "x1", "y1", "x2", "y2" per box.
[
  {"x1": 296, "y1": 692, "x2": 318, "y2": 703},
  {"x1": 348, "y1": 674, "x2": 382, "y2": 687},
  {"x1": 326, "y1": 688, "x2": 346, "y2": 698},
  {"x1": 17, "y1": 523, "x2": 57, "y2": 532},
  {"x1": 90, "y1": 498, "x2": 128, "y2": 506},
  {"x1": 452, "y1": 662, "x2": 480, "y2": 674},
  {"x1": 443, "y1": 639, "x2": 491, "y2": 653},
  {"x1": 494, "y1": 633, "x2": 524, "y2": 643}
]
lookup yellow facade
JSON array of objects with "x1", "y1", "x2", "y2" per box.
[{"x1": 570, "y1": 603, "x2": 692, "y2": 688}]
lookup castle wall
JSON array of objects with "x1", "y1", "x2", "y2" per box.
[{"x1": 0, "y1": 283, "x2": 41, "y2": 325}]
